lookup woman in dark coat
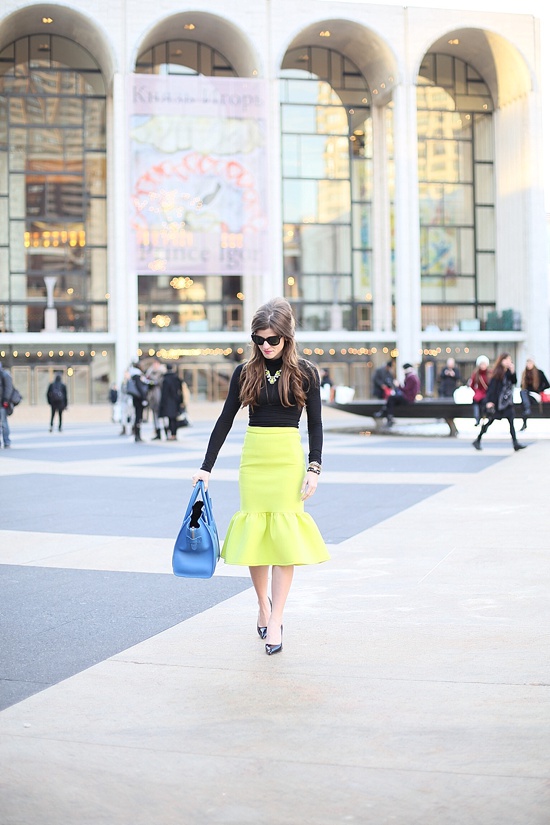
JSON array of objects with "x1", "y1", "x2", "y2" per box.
[
  {"x1": 520, "y1": 358, "x2": 550, "y2": 430},
  {"x1": 46, "y1": 373, "x2": 68, "y2": 432},
  {"x1": 159, "y1": 364, "x2": 183, "y2": 440},
  {"x1": 472, "y1": 353, "x2": 526, "y2": 452}
]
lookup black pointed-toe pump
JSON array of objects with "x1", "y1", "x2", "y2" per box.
[
  {"x1": 257, "y1": 597, "x2": 272, "y2": 640},
  {"x1": 265, "y1": 625, "x2": 283, "y2": 656}
]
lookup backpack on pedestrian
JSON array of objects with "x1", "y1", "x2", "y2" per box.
[
  {"x1": 7, "y1": 386, "x2": 22, "y2": 414},
  {"x1": 50, "y1": 383, "x2": 65, "y2": 404},
  {"x1": 126, "y1": 375, "x2": 148, "y2": 400}
]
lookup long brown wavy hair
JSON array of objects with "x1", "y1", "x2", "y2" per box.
[
  {"x1": 492, "y1": 352, "x2": 511, "y2": 382},
  {"x1": 239, "y1": 297, "x2": 314, "y2": 408}
]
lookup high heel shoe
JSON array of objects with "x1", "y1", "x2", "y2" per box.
[
  {"x1": 265, "y1": 625, "x2": 283, "y2": 656},
  {"x1": 257, "y1": 597, "x2": 272, "y2": 640}
]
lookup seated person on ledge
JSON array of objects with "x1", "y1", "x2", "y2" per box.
[{"x1": 374, "y1": 363, "x2": 420, "y2": 426}]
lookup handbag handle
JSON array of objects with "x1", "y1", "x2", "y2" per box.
[
  {"x1": 184, "y1": 480, "x2": 205, "y2": 520},
  {"x1": 201, "y1": 484, "x2": 215, "y2": 524},
  {"x1": 185, "y1": 480, "x2": 215, "y2": 522}
]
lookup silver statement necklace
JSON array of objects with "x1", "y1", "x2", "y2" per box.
[{"x1": 265, "y1": 368, "x2": 281, "y2": 385}]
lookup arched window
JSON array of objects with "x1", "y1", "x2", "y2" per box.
[
  {"x1": 134, "y1": 40, "x2": 242, "y2": 333},
  {"x1": 280, "y1": 47, "x2": 373, "y2": 331},
  {"x1": 0, "y1": 35, "x2": 107, "y2": 333},
  {"x1": 136, "y1": 41, "x2": 236, "y2": 77},
  {"x1": 417, "y1": 54, "x2": 495, "y2": 332}
]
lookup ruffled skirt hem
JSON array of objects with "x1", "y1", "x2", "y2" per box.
[{"x1": 221, "y1": 510, "x2": 330, "y2": 566}]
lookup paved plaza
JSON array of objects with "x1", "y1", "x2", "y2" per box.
[{"x1": 1, "y1": 404, "x2": 549, "y2": 824}]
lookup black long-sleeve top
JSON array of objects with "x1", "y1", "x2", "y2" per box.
[
  {"x1": 485, "y1": 370, "x2": 517, "y2": 410},
  {"x1": 201, "y1": 358, "x2": 323, "y2": 472}
]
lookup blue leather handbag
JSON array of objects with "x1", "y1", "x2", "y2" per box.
[{"x1": 172, "y1": 481, "x2": 220, "y2": 579}]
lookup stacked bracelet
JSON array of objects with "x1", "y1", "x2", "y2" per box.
[{"x1": 307, "y1": 461, "x2": 322, "y2": 475}]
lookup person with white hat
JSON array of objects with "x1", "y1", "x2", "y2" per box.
[{"x1": 468, "y1": 355, "x2": 491, "y2": 426}]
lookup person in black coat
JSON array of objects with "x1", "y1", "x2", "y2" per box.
[
  {"x1": 519, "y1": 358, "x2": 550, "y2": 430},
  {"x1": 438, "y1": 357, "x2": 461, "y2": 397},
  {"x1": 159, "y1": 363, "x2": 183, "y2": 440},
  {"x1": 47, "y1": 373, "x2": 68, "y2": 432},
  {"x1": 472, "y1": 353, "x2": 526, "y2": 452},
  {"x1": 372, "y1": 361, "x2": 394, "y2": 400}
]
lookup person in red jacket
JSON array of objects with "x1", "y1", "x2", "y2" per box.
[
  {"x1": 468, "y1": 355, "x2": 491, "y2": 426},
  {"x1": 374, "y1": 363, "x2": 420, "y2": 426}
]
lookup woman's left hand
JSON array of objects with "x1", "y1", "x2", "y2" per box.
[{"x1": 301, "y1": 471, "x2": 319, "y2": 500}]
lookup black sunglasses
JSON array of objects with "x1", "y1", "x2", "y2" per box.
[{"x1": 251, "y1": 334, "x2": 281, "y2": 347}]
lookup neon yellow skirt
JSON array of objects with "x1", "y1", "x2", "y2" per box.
[{"x1": 221, "y1": 426, "x2": 330, "y2": 567}]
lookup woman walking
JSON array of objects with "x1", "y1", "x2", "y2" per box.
[
  {"x1": 472, "y1": 353, "x2": 526, "y2": 452},
  {"x1": 468, "y1": 355, "x2": 491, "y2": 426},
  {"x1": 159, "y1": 363, "x2": 183, "y2": 440},
  {"x1": 192, "y1": 297, "x2": 330, "y2": 655}
]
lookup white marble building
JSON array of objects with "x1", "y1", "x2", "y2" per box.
[{"x1": 0, "y1": 1, "x2": 547, "y2": 402}]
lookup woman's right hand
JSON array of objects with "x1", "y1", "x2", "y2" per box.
[{"x1": 191, "y1": 469, "x2": 211, "y2": 489}]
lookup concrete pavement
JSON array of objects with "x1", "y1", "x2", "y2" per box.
[{"x1": 0, "y1": 404, "x2": 549, "y2": 824}]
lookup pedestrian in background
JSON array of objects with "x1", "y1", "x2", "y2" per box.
[
  {"x1": 146, "y1": 358, "x2": 166, "y2": 441},
  {"x1": 468, "y1": 355, "x2": 491, "y2": 426},
  {"x1": 438, "y1": 357, "x2": 461, "y2": 397},
  {"x1": 320, "y1": 367, "x2": 335, "y2": 403},
  {"x1": 159, "y1": 363, "x2": 183, "y2": 440},
  {"x1": 372, "y1": 360, "x2": 394, "y2": 400},
  {"x1": 109, "y1": 383, "x2": 118, "y2": 422},
  {"x1": 0, "y1": 361, "x2": 13, "y2": 449},
  {"x1": 47, "y1": 373, "x2": 68, "y2": 432},
  {"x1": 375, "y1": 362, "x2": 420, "y2": 426},
  {"x1": 192, "y1": 297, "x2": 329, "y2": 656},
  {"x1": 520, "y1": 358, "x2": 549, "y2": 431},
  {"x1": 118, "y1": 371, "x2": 133, "y2": 436},
  {"x1": 473, "y1": 353, "x2": 526, "y2": 452},
  {"x1": 126, "y1": 363, "x2": 150, "y2": 442}
]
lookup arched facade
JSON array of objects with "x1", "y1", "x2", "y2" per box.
[{"x1": 0, "y1": 1, "x2": 547, "y2": 404}]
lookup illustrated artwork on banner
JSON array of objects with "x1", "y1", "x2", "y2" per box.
[{"x1": 129, "y1": 75, "x2": 268, "y2": 277}]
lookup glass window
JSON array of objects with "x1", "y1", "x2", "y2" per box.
[
  {"x1": 87, "y1": 199, "x2": 107, "y2": 245},
  {"x1": 419, "y1": 184, "x2": 444, "y2": 225},
  {"x1": 301, "y1": 135, "x2": 349, "y2": 179},
  {"x1": 0, "y1": 35, "x2": 107, "y2": 333},
  {"x1": 280, "y1": 46, "x2": 371, "y2": 330},
  {"x1": 135, "y1": 40, "x2": 236, "y2": 79},
  {"x1": 0, "y1": 99, "x2": 7, "y2": 149},
  {"x1": 85, "y1": 99, "x2": 106, "y2": 150},
  {"x1": 474, "y1": 164, "x2": 494, "y2": 204},
  {"x1": 281, "y1": 105, "x2": 316, "y2": 134},
  {"x1": 0, "y1": 197, "x2": 7, "y2": 242},
  {"x1": 459, "y1": 228, "x2": 475, "y2": 274},
  {"x1": 351, "y1": 159, "x2": 372, "y2": 200},
  {"x1": 352, "y1": 204, "x2": 371, "y2": 247},
  {"x1": 418, "y1": 111, "x2": 442, "y2": 139},
  {"x1": 473, "y1": 114, "x2": 494, "y2": 160},
  {"x1": 418, "y1": 55, "x2": 495, "y2": 327},
  {"x1": 476, "y1": 206, "x2": 494, "y2": 250},
  {"x1": 444, "y1": 184, "x2": 473, "y2": 225},
  {"x1": 456, "y1": 141, "x2": 473, "y2": 183},
  {"x1": 476, "y1": 253, "x2": 495, "y2": 301},
  {"x1": 85, "y1": 154, "x2": 106, "y2": 196}
]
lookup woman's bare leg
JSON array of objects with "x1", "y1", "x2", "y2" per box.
[
  {"x1": 249, "y1": 565, "x2": 271, "y2": 627},
  {"x1": 266, "y1": 565, "x2": 294, "y2": 645}
]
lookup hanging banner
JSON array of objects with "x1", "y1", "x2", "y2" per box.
[{"x1": 129, "y1": 74, "x2": 268, "y2": 277}]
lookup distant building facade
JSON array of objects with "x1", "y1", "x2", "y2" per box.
[{"x1": 0, "y1": 1, "x2": 547, "y2": 402}]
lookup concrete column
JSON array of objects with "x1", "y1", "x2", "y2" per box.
[
  {"x1": 371, "y1": 103, "x2": 393, "y2": 333},
  {"x1": 109, "y1": 72, "x2": 137, "y2": 384},
  {"x1": 495, "y1": 92, "x2": 549, "y2": 373},
  {"x1": 392, "y1": 82, "x2": 422, "y2": 367},
  {"x1": 522, "y1": 90, "x2": 549, "y2": 372}
]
